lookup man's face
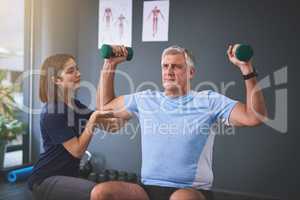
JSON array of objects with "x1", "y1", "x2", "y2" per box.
[{"x1": 161, "y1": 53, "x2": 195, "y2": 93}]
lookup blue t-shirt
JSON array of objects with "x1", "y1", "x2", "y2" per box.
[
  {"x1": 124, "y1": 90, "x2": 237, "y2": 189},
  {"x1": 27, "y1": 99, "x2": 93, "y2": 190}
]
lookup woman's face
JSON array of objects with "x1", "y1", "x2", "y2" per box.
[{"x1": 55, "y1": 58, "x2": 81, "y2": 91}]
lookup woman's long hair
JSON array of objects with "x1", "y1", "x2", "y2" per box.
[{"x1": 39, "y1": 54, "x2": 75, "y2": 103}]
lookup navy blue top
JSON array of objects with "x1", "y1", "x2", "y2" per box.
[{"x1": 27, "y1": 99, "x2": 93, "y2": 190}]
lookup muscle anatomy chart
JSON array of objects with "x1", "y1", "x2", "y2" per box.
[
  {"x1": 142, "y1": 1, "x2": 169, "y2": 42},
  {"x1": 98, "y1": 0, "x2": 133, "y2": 48}
]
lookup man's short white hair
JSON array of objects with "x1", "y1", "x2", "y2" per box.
[{"x1": 161, "y1": 45, "x2": 195, "y2": 68}]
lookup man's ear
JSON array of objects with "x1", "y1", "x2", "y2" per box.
[{"x1": 189, "y1": 67, "x2": 196, "y2": 79}]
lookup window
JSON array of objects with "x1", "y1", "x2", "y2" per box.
[{"x1": 0, "y1": 0, "x2": 29, "y2": 168}]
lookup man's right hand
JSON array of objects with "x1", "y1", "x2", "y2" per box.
[{"x1": 104, "y1": 45, "x2": 128, "y2": 67}]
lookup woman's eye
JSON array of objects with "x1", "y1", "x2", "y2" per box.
[{"x1": 66, "y1": 70, "x2": 74, "y2": 74}]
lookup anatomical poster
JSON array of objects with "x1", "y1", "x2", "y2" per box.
[
  {"x1": 142, "y1": 0, "x2": 169, "y2": 42},
  {"x1": 98, "y1": 0, "x2": 132, "y2": 48}
]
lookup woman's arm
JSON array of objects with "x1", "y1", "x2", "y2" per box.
[{"x1": 63, "y1": 111, "x2": 125, "y2": 158}]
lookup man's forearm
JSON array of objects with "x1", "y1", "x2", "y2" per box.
[
  {"x1": 96, "y1": 61, "x2": 117, "y2": 110},
  {"x1": 241, "y1": 65, "x2": 268, "y2": 121}
]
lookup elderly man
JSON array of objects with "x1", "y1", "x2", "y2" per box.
[{"x1": 90, "y1": 44, "x2": 267, "y2": 200}]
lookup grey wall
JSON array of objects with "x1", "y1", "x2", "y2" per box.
[
  {"x1": 31, "y1": 0, "x2": 80, "y2": 160},
  {"x1": 31, "y1": 0, "x2": 299, "y2": 199}
]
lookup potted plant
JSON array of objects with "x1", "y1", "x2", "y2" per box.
[{"x1": 0, "y1": 71, "x2": 25, "y2": 169}]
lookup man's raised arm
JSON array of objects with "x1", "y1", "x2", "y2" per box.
[
  {"x1": 227, "y1": 44, "x2": 268, "y2": 127},
  {"x1": 96, "y1": 46, "x2": 132, "y2": 120}
]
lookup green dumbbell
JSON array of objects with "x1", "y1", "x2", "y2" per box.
[
  {"x1": 100, "y1": 44, "x2": 133, "y2": 61},
  {"x1": 108, "y1": 169, "x2": 119, "y2": 181},
  {"x1": 127, "y1": 172, "x2": 138, "y2": 183},
  {"x1": 118, "y1": 171, "x2": 128, "y2": 182},
  {"x1": 234, "y1": 44, "x2": 254, "y2": 62},
  {"x1": 97, "y1": 170, "x2": 109, "y2": 183},
  {"x1": 88, "y1": 172, "x2": 97, "y2": 182}
]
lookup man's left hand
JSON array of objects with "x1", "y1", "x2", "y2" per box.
[{"x1": 227, "y1": 44, "x2": 254, "y2": 74}]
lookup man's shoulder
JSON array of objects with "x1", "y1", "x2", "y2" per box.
[
  {"x1": 193, "y1": 90, "x2": 225, "y2": 97},
  {"x1": 132, "y1": 89, "x2": 161, "y2": 97},
  {"x1": 191, "y1": 90, "x2": 212, "y2": 98}
]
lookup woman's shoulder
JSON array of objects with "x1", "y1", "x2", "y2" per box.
[
  {"x1": 73, "y1": 99, "x2": 94, "y2": 117},
  {"x1": 40, "y1": 99, "x2": 92, "y2": 119},
  {"x1": 40, "y1": 101, "x2": 67, "y2": 118},
  {"x1": 73, "y1": 99, "x2": 87, "y2": 109}
]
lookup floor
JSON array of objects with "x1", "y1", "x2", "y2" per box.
[{"x1": 0, "y1": 181, "x2": 32, "y2": 200}]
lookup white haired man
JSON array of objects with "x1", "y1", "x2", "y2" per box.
[{"x1": 90, "y1": 44, "x2": 267, "y2": 200}]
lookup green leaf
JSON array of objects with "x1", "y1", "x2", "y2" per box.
[{"x1": 0, "y1": 71, "x2": 6, "y2": 81}]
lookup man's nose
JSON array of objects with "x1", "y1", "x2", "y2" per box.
[{"x1": 166, "y1": 65, "x2": 174, "y2": 73}]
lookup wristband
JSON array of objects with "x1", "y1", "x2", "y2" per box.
[{"x1": 243, "y1": 68, "x2": 258, "y2": 80}]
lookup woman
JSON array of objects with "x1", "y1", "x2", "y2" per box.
[{"x1": 27, "y1": 54, "x2": 124, "y2": 200}]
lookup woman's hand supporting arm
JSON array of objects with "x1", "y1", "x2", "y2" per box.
[{"x1": 63, "y1": 111, "x2": 124, "y2": 158}]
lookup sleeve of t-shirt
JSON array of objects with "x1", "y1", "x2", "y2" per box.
[
  {"x1": 208, "y1": 90, "x2": 238, "y2": 125},
  {"x1": 124, "y1": 93, "x2": 139, "y2": 115},
  {"x1": 42, "y1": 112, "x2": 78, "y2": 145}
]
